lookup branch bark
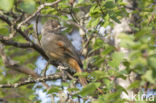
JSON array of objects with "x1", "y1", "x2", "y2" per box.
[
  {"x1": 0, "y1": 36, "x2": 33, "y2": 48},
  {"x1": 0, "y1": 73, "x2": 61, "y2": 88}
]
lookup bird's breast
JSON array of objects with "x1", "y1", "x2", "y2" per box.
[{"x1": 41, "y1": 34, "x2": 65, "y2": 61}]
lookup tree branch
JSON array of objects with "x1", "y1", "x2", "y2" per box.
[
  {"x1": 0, "y1": 36, "x2": 33, "y2": 48},
  {"x1": 0, "y1": 73, "x2": 61, "y2": 88},
  {"x1": 0, "y1": 43, "x2": 39, "y2": 77},
  {"x1": 17, "y1": 0, "x2": 62, "y2": 29},
  {"x1": 0, "y1": 14, "x2": 31, "y2": 41},
  {"x1": 0, "y1": 14, "x2": 11, "y2": 25},
  {"x1": 0, "y1": 43, "x2": 50, "y2": 89},
  {"x1": 0, "y1": 14, "x2": 49, "y2": 60}
]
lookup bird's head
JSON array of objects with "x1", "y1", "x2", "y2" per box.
[{"x1": 42, "y1": 19, "x2": 63, "y2": 34}]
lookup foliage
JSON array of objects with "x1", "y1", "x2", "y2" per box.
[{"x1": 0, "y1": 0, "x2": 156, "y2": 103}]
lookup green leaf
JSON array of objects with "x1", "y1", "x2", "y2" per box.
[
  {"x1": 91, "y1": 70, "x2": 108, "y2": 80},
  {"x1": 148, "y1": 54, "x2": 156, "y2": 69},
  {"x1": 103, "y1": 14, "x2": 110, "y2": 27},
  {"x1": 142, "y1": 70, "x2": 155, "y2": 84},
  {"x1": 128, "y1": 80, "x2": 140, "y2": 89},
  {"x1": 0, "y1": 22, "x2": 9, "y2": 35},
  {"x1": 74, "y1": 72, "x2": 88, "y2": 77},
  {"x1": 110, "y1": 15, "x2": 121, "y2": 23},
  {"x1": 78, "y1": 0, "x2": 84, "y2": 3},
  {"x1": 103, "y1": 78, "x2": 111, "y2": 87},
  {"x1": 104, "y1": 0, "x2": 115, "y2": 8},
  {"x1": 48, "y1": 86, "x2": 61, "y2": 94},
  {"x1": 102, "y1": 45, "x2": 114, "y2": 55},
  {"x1": 19, "y1": 0, "x2": 36, "y2": 14},
  {"x1": 29, "y1": 94, "x2": 35, "y2": 100},
  {"x1": 62, "y1": 82, "x2": 69, "y2": 87},
  {"x1": 93, "y1": 57, "x2": 105, "y2": 67},
  {"x1": 116, "y1": 85, "x2": 128, "y2": 94},
  {"x1": 89, "y1": 5, "x2": 101, "y2": 17},
  {"x1": 90, "y1": 18, "x2": 100, "y2": 28},
  {"x1": 0, "y1": 0, "x2": 14, "y2": 11},
  {"x1": 68, "y1": 88, "x2": 79, "y2": 92},
  {"x1": 77, "y1": 82, "x2": 101, "y2": 97},
  {"x1": 108, "y1": 52, "x2": 124, "y2": 68},
  {"x1": 7, "y1": 74, "x2": 24, "y2": 83},
  {"x1": 94, "y1": 38, "x2": 104, "y2": 48},
  {"x1": 118, "y1": 33, "x2": 135, "y2": 48},
  {"x1": 98, "y1": 90, "x2": 124, "y2": 103}
]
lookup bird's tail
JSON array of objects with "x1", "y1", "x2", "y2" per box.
[
  {"x1": 68, "y1": 58, "x2": 87, "y2": 86},
  {"x1": 68, "y1": 58, "x2": 103, "y2": 94}
]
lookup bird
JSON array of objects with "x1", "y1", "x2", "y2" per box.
[{"x1": 40, "y1": 19, "x2": 87, "y2": 86}]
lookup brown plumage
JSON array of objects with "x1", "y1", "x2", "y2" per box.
[{"x1": 41, "y1": 20, "x2": 87, "y2": 86}]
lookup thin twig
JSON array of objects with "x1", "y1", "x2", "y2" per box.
[
  {"x1": 66, "y1": 20, "x2": 86, "y2": 33},
  {"x1": 69, "y1": 6, "x2": 79, "y2": 23},
  {"x1": 5, "y1": 26, "x2": 16, "y2": 40},
  {"x1": 17, "y1": 0, "x2": 61, "y2": 29},
  {"x1": 83, "y1": 35, "x2": 94, "y2": 49},
  {"x1": 42, "y1": 62, "x2": 49, "y2": 77},
  {"x1": 65, "y1": 71, "x2": 75, "y2": 80},
  {"x1": 58, "y1": 66, "x2": 68, "y2": 81},
  {"x1": 81, "y1": 35, "x2": 94, "y2": 57},
  {"x1": 35, "y1": 14, "x2": 41, "y2": 46}
]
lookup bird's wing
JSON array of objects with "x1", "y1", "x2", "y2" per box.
[{"x1": 55, "y1": 35, "x2": 83, "y2": 68}]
